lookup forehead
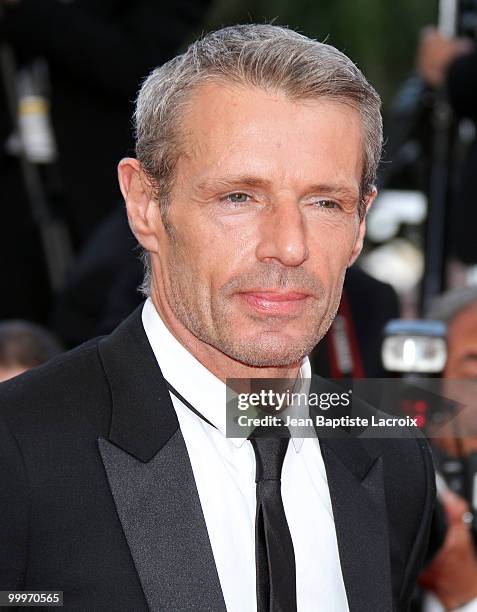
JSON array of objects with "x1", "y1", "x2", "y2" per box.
[
  {"x1": 178, "y1": 81, "x2": 364, "y2": 191},
  {"x1": 449, "y1": 303, "x2": 477, "y2": 347}
]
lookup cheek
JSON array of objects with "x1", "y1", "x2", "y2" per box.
[
  {"x1": 168, "y1": 228, "x2": 247, "y2": 297},
  {"x1": 306, "y1": 226, "x2": 352, "y2": 312},
  {"x1": 308, "y1": 218, "x2": 358, "y2": 268},
  {"x1": 199, "y1": 224, "x2": 256, "y2": 282}
]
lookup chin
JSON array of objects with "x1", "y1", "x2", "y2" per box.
[{"x1": 220, "y1": 331, "x2": 315, "y2": 368}]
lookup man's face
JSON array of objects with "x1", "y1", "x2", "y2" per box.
[
  {"x1": 445, "y1": 303, "x2": 477, "y2": 378},
  {"x1": 439, "y1": 304, "x2": 477, "y2": 447},
  {"x1": 150, "y1": 82, "x2": 370, "y2": 367}
]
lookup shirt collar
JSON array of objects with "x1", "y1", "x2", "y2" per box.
[{"x1": 142, "y1": 298, "x2": 313, "y2": 451}]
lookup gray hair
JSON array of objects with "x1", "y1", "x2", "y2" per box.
[
  {"x1": 134, "y1": 24, "x2": 383, "y2": 296},
  {"x1": 427, "y1": 286, "x2": 477, "y2": 324}
]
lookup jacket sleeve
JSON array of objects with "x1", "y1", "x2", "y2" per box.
[
  {"x1": 398, "y1": 435, "x2": 437, "y2": 610},
  {"x1": 447, "y1": 50, "x2": 477, "y2": 120},
  {"x1": 0, "y1": 412, "x2": 29, "y2": 589}
]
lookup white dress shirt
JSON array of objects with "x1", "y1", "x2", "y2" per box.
[
  {"x1": 424, "y1": 593, "x2": 477, "y2": 612},
  {"x1": 142, "y1": 298, "x2": 349, "y2": 612}
]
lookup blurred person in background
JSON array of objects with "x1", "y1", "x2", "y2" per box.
[
  {"x1": 417, "y1": 287, "x2": 477, "y2": 611},
  {"x1": 428, "y1": 287, "x2": 477, "y2": 453},
  {"x1": 0, "y1": 320, "x2": 62, "y2": 382},
  {"x1": 311, "y1": 265, "x2": 400, "y2": 379},
  {"x1": 0, "y1": 0, "x2": 211, "y2": 323},
  {"x1": 417, "y1": 28, "x2": 477, "y2": 266},
  {"x1": 419, "y1": 488, "x2": 477, "y2": 611},
  {"x1": 439, "y1": 287, "x2": 477, "y2": 381}
]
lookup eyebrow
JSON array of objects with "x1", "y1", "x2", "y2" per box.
[
  {"x1": 197, "y1": 176, "x2": 269, "y2": 192},
  {"x1": 196, "y1": 175, "x2": 359, "y2": 200},
  {"x1": 461, "y1": 352, "x2": 477, "y2": 363}
]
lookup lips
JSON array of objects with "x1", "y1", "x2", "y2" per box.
[{"x1": 238, "y1": 291, "x2": 310, "y2": 316}]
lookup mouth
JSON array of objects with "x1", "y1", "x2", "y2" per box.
[{"x1": 237, "y1": 291, "x2": 311, "y2": 316}]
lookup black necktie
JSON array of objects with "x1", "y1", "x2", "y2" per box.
[{"x1": 249, "y1": 424, "x2": 297, "y2": 612}]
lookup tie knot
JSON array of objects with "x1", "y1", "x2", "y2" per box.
[{"x1": 249, "y1": 424, "x2": 290, "y2": 482}]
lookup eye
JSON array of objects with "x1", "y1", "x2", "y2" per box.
[
  {"x1": 223, "y1": 192, "x2": 251, "y2": 204},
  {"x1": 314, "y1": 199, "x2": 339, "y2": 210}
]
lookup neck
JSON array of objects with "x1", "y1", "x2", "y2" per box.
[{"x1": 149, "y1": 293, "x2": 302, "y2": 384}]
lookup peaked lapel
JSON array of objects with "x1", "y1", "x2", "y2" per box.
[
  {"x1": 97, "y1": 306, "x2": 226, "y2": 612},
  {"x1": 310, "y1": 376, "x2": 393, "y2": 611}
]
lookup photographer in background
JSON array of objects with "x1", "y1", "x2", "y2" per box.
[
  {"x1": 417, "y1": 27, "x2": 477, "y2": 265},
  {"x1": 419, "y1": 287, "x2": 477, "y2": 611},
  {"x1": 417, "y1": 27, "x2": 473, "y2": 90}
]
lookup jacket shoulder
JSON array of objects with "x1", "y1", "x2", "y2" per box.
[{"x1": 0, "y1": 337, "x2": 110, "y2": 434}]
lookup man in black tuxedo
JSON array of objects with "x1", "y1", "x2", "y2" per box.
[{"x1": 0, "y1": 24, "x2": 435, "y2": 611}]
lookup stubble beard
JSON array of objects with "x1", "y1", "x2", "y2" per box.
[{"x1": 166, "y1": 255, "x2": 343, "y2": 368}]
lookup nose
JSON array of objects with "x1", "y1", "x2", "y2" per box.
[{"x1": 255, "y1": 201, "x2": 309, "y2": 267}]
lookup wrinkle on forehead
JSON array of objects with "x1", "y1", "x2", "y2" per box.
[{"x1": 176, "y1": 80, "x2": 364, "y2": 170}]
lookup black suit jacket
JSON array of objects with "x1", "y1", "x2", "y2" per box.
[{"x1": 0, "y1": 305, "x2": 435, "y2": 611}]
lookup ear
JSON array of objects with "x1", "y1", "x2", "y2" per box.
[
  {"x1": 117, "y1": 158, "x2": 162, "y2": 255},
  {"x1": 348, "y1": 187, "x2": 377, "y2": 267}
]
